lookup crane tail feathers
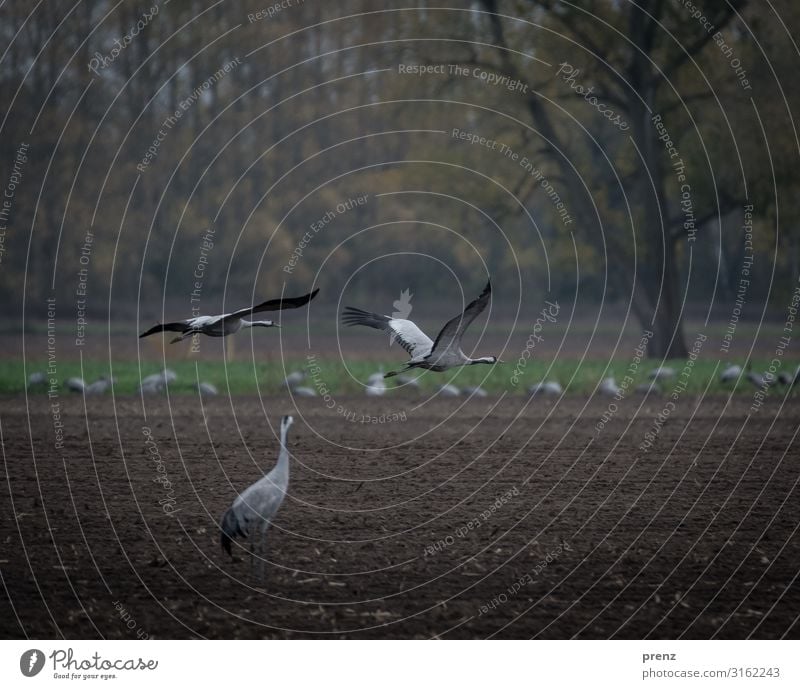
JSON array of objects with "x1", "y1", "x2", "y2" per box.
[
  {"x1": 341, "y1": 307, "x2": 390, "y2": 330},
  {"x1": 139, "y1": 322, "x2": 188, "y2": 338},
  {"x1": 220, "y1": 507, "x2": 246, "y2": 556}
]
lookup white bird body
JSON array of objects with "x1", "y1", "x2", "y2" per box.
[
  {"x1": 342, "y1": 280, "x2": 500, "y2": 378},
  {"x1": 366, "y1": 381, "x2": 387, "y2": 396},
  {"x1": 599, "y1": 376, "x2": 620, "y2": 396},
  {"x1": 290, "y1": 386, "x2": 317, "y2": 397},
  {"x1": 438, "y1": 383, "x2": 461, "y2": 397},
  {"x1": 365, "y1": 372, "x2": 387, "y2": 396},
  {"x1": 744, "y1": 361, "x2": 769, "y2": 388},
  {"x1": 464, "y1": 385, "x2": 488, "y2": 398},
  {"x1": 85, "y1": 377, "x2": 114, "y2": 395},
  {"x1": 27, "y1": 372, "x2": 47, "y2": 388},
  {"x1": 220, "y1": 415, "x2": 293, "y2": 579},
  {"x1": 720, "y1": 364, "x2": 742, "y2": 383},
  {"x1": 648, "y1": 366, "x2": 675, "y2": 381},
  {"x1": 198, "y1": 382, "x2": 218, "y2": 396},
  {"x1": 747, "y1": 370, "x2": 767, "y2": 388},
  {"x1": 65, "y1": 377, "x2": 86, "y2": 393},
  {"x1": 283, "y1": 371, "x2": 305, "y2": 387},
  {"x1": 140, "y1": 290, "x2": 318, "y2": 344},
  {"x1": 138, "y1": 369, "x2": 176, "y2": 393},
  {"x1": 528, "y1": 381, "x2": 562, "y2": 396},
  {"x1": 139, "y1": 380, "x2": 164, "y2": 395},
  {"x1": 395, "y1": 374, "x2": 421, "y2": 389}
]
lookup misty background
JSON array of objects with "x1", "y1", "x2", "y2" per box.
[{"x1": 0, "y1": 0, "x2": 797, "y2": 360}]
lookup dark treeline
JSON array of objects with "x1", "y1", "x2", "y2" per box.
[{"x1": 0, "y1": 1, "x2": 798, "y2": 356}]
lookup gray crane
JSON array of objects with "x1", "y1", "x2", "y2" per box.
[
  {"x1": 342, "y1": 280, "x2": 501, "y2": 378},
  {"x1": 289, "y1": 386, "x2": 317, "y2": 397},
  {"x1": 84, "y1": 376, "x2": 114, "y2": 395},
  {"x1": 198, "y1": 382, "x2": 218, "y2": 396},
  {"x1": 720, "y1": 363, "x2": 742, "y2": 383},
  {"x1": 65, "y1": 377, "x2": 86, "y2": 393},
  {"x1": 528, "y1": 380, "x2": 562, "y2": 396},
  {"x1": 599, "y1": 376, "x2": 621, "y2": 396},
  {"x1": 27, "y1": 372, "x2": 47, "y2": 389},
  {"x1": 648, "y1": 366, "x2": 676, "y2": 381},
  {"x1": 283, "y1": 371, "x2": 305, "y2": 388},
  {"x1": 138, "y1": 369, "x2": 177, "y2": 394},
  {"x1": 220, "y1": 415, "x2": 293, "y2": 580},
  {"x1": 745, "y1": 362, "x2": 768, "y2": 389},
  {"x1": 365, "y1": 372, "x2": 387, "y2": 397},
  {"x1": 464, "y1": 385, "x2": 488, "y2": 398},
  {"x1": 140, "y1": 289, "x2": 318, "y2": 344},
  {"x1": 438, "y1": 383, "x2": 461, "y2": 397}
]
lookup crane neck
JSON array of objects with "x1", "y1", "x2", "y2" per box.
[
  {"x1": 469, "y1": 356, "x2": 496, "y2": 365},
  {"x1": 275, "y1": 425, "x2": 291, "y2": 475}
]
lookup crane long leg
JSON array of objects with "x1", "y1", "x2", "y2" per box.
[
  {"x1": 170, "y1": 330, "x2": 197, "y2": 344},
  {"x1": 258, "y1": 523, "x2": 271, "y2": 583}
]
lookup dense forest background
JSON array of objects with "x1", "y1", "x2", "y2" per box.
[{"x1": 1, "y1": 0, "x2": 798, "y2": 357}]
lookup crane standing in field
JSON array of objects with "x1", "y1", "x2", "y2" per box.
[
  {"x1": 139, "y1": 289, "x2": 318, "y2": 344},
  {"x1": 342, "y1": 279, "x2": 501, "y2": 378},
  {"x1": 720, "y1": 363, "x2": 742, "y2": 384},
  {"x1": 220, "y1": 415, "x2": 293, "y2": 581}
]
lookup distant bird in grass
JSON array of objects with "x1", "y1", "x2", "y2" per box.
[
  {"x1": 745, "y1": 362, "x2": 768, "y2": 389},
  {"x1": 720, "y1": 364, "x2": 742, "y2": 383},
  {"x1": 290, "y1": 386, "x2": 317, "y2": 397},
  {"x1": 395, "y1": 374, "x2": 421, "y2": 389},
  {"x1": 65, "y1": 377, "x2": 86, "y2": 393},
  {"x1": 140, "y1": 289, "x2": 318, "y2": 344},
  {"x1": 636, "y1": 382, "x2": 659, "y2": 395},
  {"x1": 528, "y1": 381, "x2": 562, "y2": 396},
  {"x1": 366, "y1": 381, "x2": 386, "y2": 396},
  {"x1": 464, "y1": 385, "x2": 488, "y2": 398},
  {"x1": 138, "y1": 369, "x2": 176, "y2": 394},
  {"x1": 599, "y1": 376, "x2": 620, "y2": 396},
  {"x1": 342, "y1": 280, "x2": 501, "y2": 378},
  {"x1": 84, "y1": 376, "x2": 114, "y2": 395},
  {"x1": 220, "y1": 415, "x2": 293, "y2": 580},
  {"x1": 139, "y1": 379, "x2": 164, "y2": 395},
  {"x1": 142, "y1": 369, "x2": 177, "y2": 386},
  {"x1": 365, "y1": 372, "x2": 387, "y2": 397},
  {"x1": 648, "y1": 366, "x2": 675, "y2": 381},
  {"x1": 198, "y1": 382, "x2": 218, "y2": 396},
  {"x1": 283, "y1": 371, "x2": 305, "y2": 388},
  {"x1": 777, "y1": 371, "x2": 793, "y2": 386},
  {"x1": 438, "y1": 383, "x2": 461, "y2": 397},
  {"x1": 27, "y1": 372, "x2": 47, "y2": 389}
]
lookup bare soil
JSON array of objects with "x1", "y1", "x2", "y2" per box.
[{"x1": 1, "y1": 393, "x2": 798, "y2": 639}]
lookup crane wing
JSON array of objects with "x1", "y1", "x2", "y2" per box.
[
  {"x1": 139, "y1": 321, "x2": 191, "y2": 338},
  {"x1": 341, "y1": 307, "x2": 433, "y2": 357},
  {"x1": 222, "y1": 288, "x2": 320, "y2": 323},
  {"x1": 429, "y1": 280, "x2": 491, "y2": 356}
]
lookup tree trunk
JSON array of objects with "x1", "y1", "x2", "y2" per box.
[
  {"x1": 481, "y1": 0, "x2": 690, "y2": 358},
  {"x1": 633, "y1": 98, "x2": 689, "y2": 360}
]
